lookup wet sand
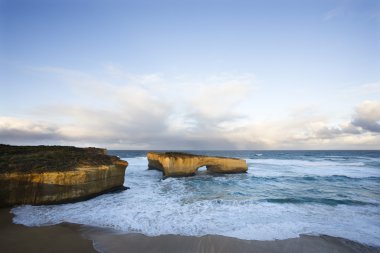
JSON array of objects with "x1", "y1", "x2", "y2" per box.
[
  {"x1": 87, "y1": 231, "x2": 380, "y2": 253},
  {"x1": 1, "y1": 207, "x2": 380, "y2": 253},
  {"x1": 0, "y1": 208, "x2": 97, "y2": 253}
]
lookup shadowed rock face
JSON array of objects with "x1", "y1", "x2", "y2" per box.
[
  {"x1": 147, "y1": 152, "x2": 248, "y2": 177},
  {"x1": 0, "y1": 145, "x2": 128, "y2": 207}
]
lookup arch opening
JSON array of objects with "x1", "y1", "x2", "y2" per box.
[{"x1": 196, "y1": 165, "x2": 207, "y2": 174}]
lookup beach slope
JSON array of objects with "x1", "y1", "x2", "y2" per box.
[{"x1": 2, "y1": 208, "x2": 379, "y2": 253}]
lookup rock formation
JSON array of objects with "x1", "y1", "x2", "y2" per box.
[
  {"x1": 0, "y1": 145, "x2": 128, "y2": 207},
  {"x1": 147, "y1": 152, "x2": 248, "y2": 177}
]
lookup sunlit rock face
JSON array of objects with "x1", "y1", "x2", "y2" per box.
[
  {"x1": 147, "y1": 152, "x2": 248, "y2": 177},
  {"x1": 0, "y1": 145, "x2": 128, "y2": 207}
]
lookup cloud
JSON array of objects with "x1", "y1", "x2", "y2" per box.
[
  {"x1": 0, "y1": 117, "x2": 62, "y2": 144},
  {"x1": 352, "y1": 101, "x2": 380, "y2": 133},
  {"x1": 345, "y1": 82, "x2": 380, "y2": 95},
  {"x1": 324, "y1": 7, "x2": 343, "y2": 21},
  {"x1": 104, "y1": 63, "x2": 162, "y2": 84},
  {"x1": 1, "y1": 65, "x2": 379, "y2": 150},
  {"x1": 369, "y1": 12, "x2": 380, "y2": 20},
  {"x1": 210, "y1": 101, "x2": 380, "y2": 150},
  {"x1": 315, "y1": 124, "x2": 362, "y2": 139},
  {"x1": 324, "y1": 2, "x2": 379, "y2": 22},
  {"x1": 1, "y1": 66, "x2": 257, "y2": 149},
  {"x1": 186, "y1": 73, "x2": 255, "y2": 128}
]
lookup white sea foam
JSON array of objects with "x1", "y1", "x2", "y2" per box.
[
  {"x1": 121, "y1": 156, "x2": 147, "y2": 166},
  {"x1": 12, "y1": 197, "x2": 380, "y2": 246},
  {"x1": 247, "y1": 158, "x2": 380, "y2": 178},
  {"x1": 247, "y1": 158, "x2": 365, "y2": 167},
  {"x1": 11, "y1": 156, "x2": 380, "y2": 247}
]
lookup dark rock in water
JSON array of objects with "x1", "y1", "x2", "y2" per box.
[
  {"x1": 147, "y1": 151, "x2": 248, "y2": 177},
  {"x1": 0, "y1": 144, "x2": 128, "y2": 207}
]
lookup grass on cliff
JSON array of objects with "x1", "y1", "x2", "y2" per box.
[
  {"x1": 0, "y1": 144, "x2": 121, "y2": 173},
  {"x1": 153, "y1": 152, "x2": 241, "y2": 160}
]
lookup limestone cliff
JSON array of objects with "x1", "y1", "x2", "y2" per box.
[
  {"x1": 147, "y1": 152, "x2": 248, "y2": 177},
  {"x1": 0, "y1": 145, "x2": 128, "y2": 207}
]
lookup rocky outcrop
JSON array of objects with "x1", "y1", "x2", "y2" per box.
[
  {"x1": 147, "y1": 152, "x2": 248, "y2": 177},
  {"x1": 0, "y1": 145, "x2": 128, "y2": 207}
]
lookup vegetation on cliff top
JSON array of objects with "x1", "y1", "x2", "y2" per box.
[
  {"x1": 151, "y1": 152, "x2": 241, "y2": 160},
  {"x1": 0, "y1": 144, "x2": 124, "y2": 173}
]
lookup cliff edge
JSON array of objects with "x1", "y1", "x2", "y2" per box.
[
  {"x1": 0, "y1": 145, "x2": 128, "y2": 207},
  {"x1": 147, "y1": 152, "x2": 248, "y2": 177}
]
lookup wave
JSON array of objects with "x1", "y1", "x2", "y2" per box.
[
  {"x1": 248, "y1": 160, "x2": 380, "y2": 178},
  {"x1": 263, "y1": 197, "x2": 378, "y2": 206},
  {"x1": 250, "y1": 175, "x2": 380, "y2": 181},
  {"x1": 120, "y1": 156, "x2": 147, "y2": 166},
  {"x1": 190, "y1": 197, "x2": 379, "y2": 207},
  {"x1": 12, "y1": 200, "x2": 380, "y2": 247},
  {"x1": 247, "y1": 158, "x2": 365, "y2": 167}
]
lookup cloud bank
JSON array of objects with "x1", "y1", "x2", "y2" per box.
[{"x1": 1, "y1": 66, "x2": 379, "y2": 149}]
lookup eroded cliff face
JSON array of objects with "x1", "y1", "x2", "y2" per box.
[
  {"x1": 0, "y1": 145, "x2": 128, "y2": 207},
  {"x1": 147, "y1": 152, "x2": 248, "y2": 177}
]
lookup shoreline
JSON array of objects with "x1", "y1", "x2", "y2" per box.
[{"x1": 2, "y1": 208, "x2": 380, "y2": 253}]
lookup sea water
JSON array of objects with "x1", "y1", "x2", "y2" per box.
[{"x1": 12, "y1": 151, "x2": 380, "y2": 246}]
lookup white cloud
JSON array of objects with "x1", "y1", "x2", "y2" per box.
[
  {"x1": 210, "y1": 101, "x2": 380, "y2": 150},
  {"x1": 352, "y1": 100, "x2": 380, "y2": 133},
  {"x1": 187, "y1": 73, "x2": 255, "y2": 127},
  {"x1": 1, "y1": 65, "x2": 379, "y2": 149},
  {"x1": 324, "y1": 7, "x2": 343, "y2": 21},
  {"x1": 103, "y1": 63, "x2": 163, "y2": 85},
  {"x1": 0, "y1": 117, "x2": 55, "y2": 135},
  {"x1": 346, "y1": 82, "x2": 380, "y2": 95},
  {"x1": 0, "y1": 117, "x2": 61, "y2": 144}
]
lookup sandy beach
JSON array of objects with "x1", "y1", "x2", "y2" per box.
[
  {"x1": 0, "y1": 208, "x2": 97, "y2": 253},
  {"x1": 85, "y1": 230, "x2": 380, "y2": 253},
  {"x1": 2, "y1": 207, "x2": 380, "y2": 253}
]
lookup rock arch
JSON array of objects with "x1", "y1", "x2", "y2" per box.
[{"x1": 147, "y1": 152, "x2": 248, "y2": 177}]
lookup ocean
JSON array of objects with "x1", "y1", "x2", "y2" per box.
[{"x1": 12, "y1": 150, "x2": 380, "y2": 246}]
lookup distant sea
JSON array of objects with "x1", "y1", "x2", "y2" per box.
[{"x1": 12, "y1": 150, "x2": 380, "y2": 246}]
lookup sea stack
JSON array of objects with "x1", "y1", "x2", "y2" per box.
[
  {"x1": 147, "y1": 152, "x2": 248, "y2": 177},
  {"x1": 0, "y1": 145, "x2": 128, "y2": 207}
]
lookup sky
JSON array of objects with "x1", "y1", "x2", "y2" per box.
[{"x1": 0, "y1": 0, "x2": 379, "y2": 150}]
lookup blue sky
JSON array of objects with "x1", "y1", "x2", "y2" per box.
[{"x1": 0, "y1": 0, "x2": 379, "y2": 149}]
